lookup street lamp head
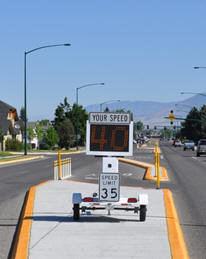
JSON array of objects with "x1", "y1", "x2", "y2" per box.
[
  {"x1": 100, "y1": 83, "x2": 105, "y2": 85},
  {"x1": 194, "y1": 67, "x2": 199, "y2": 69},
  {"x1": 64, "y1": 43, "x2": 71, "y2": 46}
]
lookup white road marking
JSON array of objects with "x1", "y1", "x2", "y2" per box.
[
  {"x1": 19, "y1": 170, "x2": 29, "y2": 175},
  {"x1": 85, "y1": 173, "x2": 98, "y2": 180},
  {"x1": 122, "y1": 173, "x2": 133, "y2": 177}
]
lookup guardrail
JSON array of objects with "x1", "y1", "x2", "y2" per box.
[{"x1": 54, "y1": 151, "x2": 71, "y2": 180}]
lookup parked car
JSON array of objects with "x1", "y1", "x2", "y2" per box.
[
  {"x1": 174, "y1": 140, "x2": 182, "y2": 147},
  {"x1": 196, "y1": 139, "x2": 206, "y2": 156},
  {"x1": 183, "y1": 140, "x2": 195, "y2": 151}
]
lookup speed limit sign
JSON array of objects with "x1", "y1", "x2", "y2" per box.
[{"x1": 99, "y1": 173, "x2": 120, "y2": 202}]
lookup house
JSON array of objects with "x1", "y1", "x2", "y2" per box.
[
  {"x1": 27, "y1": 121, "x2": 50, "y2": 149},
  {"x1": 0, "y1": 100, "x2": 22, "y2": 151},
  {"x1": 27, "y1": 122, "x2": 38, "y2": 149}
]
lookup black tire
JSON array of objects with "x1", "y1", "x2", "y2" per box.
[
  {"x1": 139, "y1": 205, "x2": 146, "y2": 221},
  {"x1": 73, "y1": 203, "x2": 80, "y2": 220}
]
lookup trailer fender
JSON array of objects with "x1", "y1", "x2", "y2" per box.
[
  {"x1": 139, "y1": 194, "x2": 148, "y2": 205},
  {"x1": 72, "y1": 193, "x2": 82, "y2": 204}
]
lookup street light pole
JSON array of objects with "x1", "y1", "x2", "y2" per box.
[
  {"x1": 194, "y1": 66, "x2": 206, "y2": 69},
  {"x1": 181, "y1": 92, "x2": 206, "y2": 97},
  {"x1": 75, "y1": 83, "x2": 105, "y2": 151},
  {"x1": 24, "y1": 43, "x2": 71, "y2": 155},
  {"x1": 100, "y1": 99, "x2": 120, "y2": 112}
]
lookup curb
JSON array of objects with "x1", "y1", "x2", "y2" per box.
[
  {"x1": 118, "y1": 157, "x2": 169, "y2": 181},
  {"x1": 0, "y1": 155, "x2": 44, "y2": 165},
  {"x1": 10, "y1": 181, "x2": 50, "y2": 259},
  {"x1": 163, "y1": 189, "x2": 190, "y2": 259}
]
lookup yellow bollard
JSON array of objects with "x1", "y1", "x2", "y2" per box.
[
  {"x1": 157, "y1": 149, "x2": 160, "y2": 189},
  {"x1": 155, "y1": 143, "x2": 158, "y2": 177},
  {"x1": 58, "y1": 150, "x2": 61, "y2": 180}
]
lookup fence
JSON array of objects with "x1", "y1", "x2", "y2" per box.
[{"x1": 54, "y1": 157, "x2": 71, "y2": 180}]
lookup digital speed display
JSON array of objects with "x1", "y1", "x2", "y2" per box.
[
  {"x1": 90, "y1": 124, "x2": 129, "y2": 152},
  {"x1": 86, "y1": 113, "x2": 133, "y2": 156}
]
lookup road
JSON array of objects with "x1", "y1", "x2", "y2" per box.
[
  {"x1": 0, "y1": 142, "x2": 206, "y2": 258},
  {"x1": 159, "y1": 140, "x2": 206, "y2": 259}
]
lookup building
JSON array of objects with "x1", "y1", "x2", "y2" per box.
[{"x1": 0, "y1": 100, "x2": 22, "y2": 151}]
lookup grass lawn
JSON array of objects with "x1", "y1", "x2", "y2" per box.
[{"x1": 0, "y1": 152, "x2": 14, "y2": 157}]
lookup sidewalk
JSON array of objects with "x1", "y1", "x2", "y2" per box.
[{"x1": 12, "y1": 180, "x2": 189, "y2": 259}]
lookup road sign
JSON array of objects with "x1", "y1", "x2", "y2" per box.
[
  {"x1": 89, "y1": 112, "x2": 130, "y2": 124},
  {"x1": 99, "y1": 173, "x2": 120, "y2": 202},
  {"x1": 86, "y1": 112, "x2": 133, "y2": 156},
  {"x1": 168, "y1": 114, "x2": 175, "y2": 120}
]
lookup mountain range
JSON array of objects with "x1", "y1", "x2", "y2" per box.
[{"x1": 85, "y1": 94, "x2": 206, "y2": 126}]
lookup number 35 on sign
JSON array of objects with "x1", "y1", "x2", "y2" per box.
[{"x1": 99, "y1": 173, "x2": 120, "y2": 202}]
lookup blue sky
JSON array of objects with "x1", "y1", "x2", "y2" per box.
[{"x1": 1, "y1": 1, "x2": 206, "y2": 120}]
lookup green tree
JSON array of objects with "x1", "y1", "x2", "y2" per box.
[
  {"x1": 53, "y1": 98, "x2": 88, "y2": 148},
  {"x1": 5, "y1": 138, "x2": 24, "y2": 151},
  {"x1": 55, "y1": 119, "x2": 75, "y2": 149},
  {"x1": 66, "y1": 103, "x2": 88, "y2": 146},
  {"x1": 200, "y1": 105, "x2": 206, "y2": 139},
  {"x1": 180, "y1": 107, "x2": 201, "y2": 142},
  {"x1": 35, "y1": 123, "x2": 45, "y2": 143},
  {"x1": 0, "y1": 128, "x2": 4, "y2": 151},
  {"x1": 39, "y1": 120, "x2": 50, "y2": 126},
  {"x1": 19, "y1": 107, "x2": 25, "y2": 134},
  {"x1": 28, "y1": 127, "x2": 35, "y2": 143},
  {"x1": 19, "y1": 107, "x2": 25, "y2": 121},
  {"x1": 104, "y1": 106, "x2": 110, "y2": 112},
  {"x1": 53, "y1": 97, "x2": 70, "y2": 124},
  {"x1": 45, "y1": 127, "x2": 59, "y2": 148},
  {"x1": 135, "y1": 121, "x2": 144, "y2": 131}
]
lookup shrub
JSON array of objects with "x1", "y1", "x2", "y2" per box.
[{"x1": 5, "y1": 138, "x2": 24, "y2": 151}]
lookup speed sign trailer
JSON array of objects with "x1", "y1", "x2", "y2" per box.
[{"x1": 72, "y1": 112, "x2": 148, "y2": 221}]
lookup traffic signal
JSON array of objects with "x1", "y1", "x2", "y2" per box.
[
  {"x1": 170, "y1": 121, "x2": 173, "y2": 125},
  {"x1": 154, "y1": 125, "x2": 157, "y2": 130},
  {"x1": 147, "y1": 125, "x2": 149, "y2": 129},
  {"x1": 173, "y1": 125, "x2": 176, "y2": 129},
  {"x1": 164, "y1": 126, "x2": 167, "y2": 130}
]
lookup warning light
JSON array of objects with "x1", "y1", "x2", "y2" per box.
[
  {"x1": 128, "y1": 198, "x2": 137, "y2": 203},
  {"x1": 83, "y1": 197, "x2": 93, "y2": 202}
]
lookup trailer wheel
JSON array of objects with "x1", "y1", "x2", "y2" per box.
[
  {"x1": 140, "y1": 205, "x2": 146, "y2": 221},
  {"x1": 73, "y1": 203, "x2": 80, "y2": 220}
]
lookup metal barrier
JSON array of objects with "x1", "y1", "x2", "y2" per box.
[{"x1": 54, "y1": 153, "x2": 71, "y2": 180}]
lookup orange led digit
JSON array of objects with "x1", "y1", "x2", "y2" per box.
[
  {"x1": 111, "y1": 126, "x2": 129, "y2": 151},
  {"x1": 91, "y1": 125, "x2": 107, "y2": 151}
]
